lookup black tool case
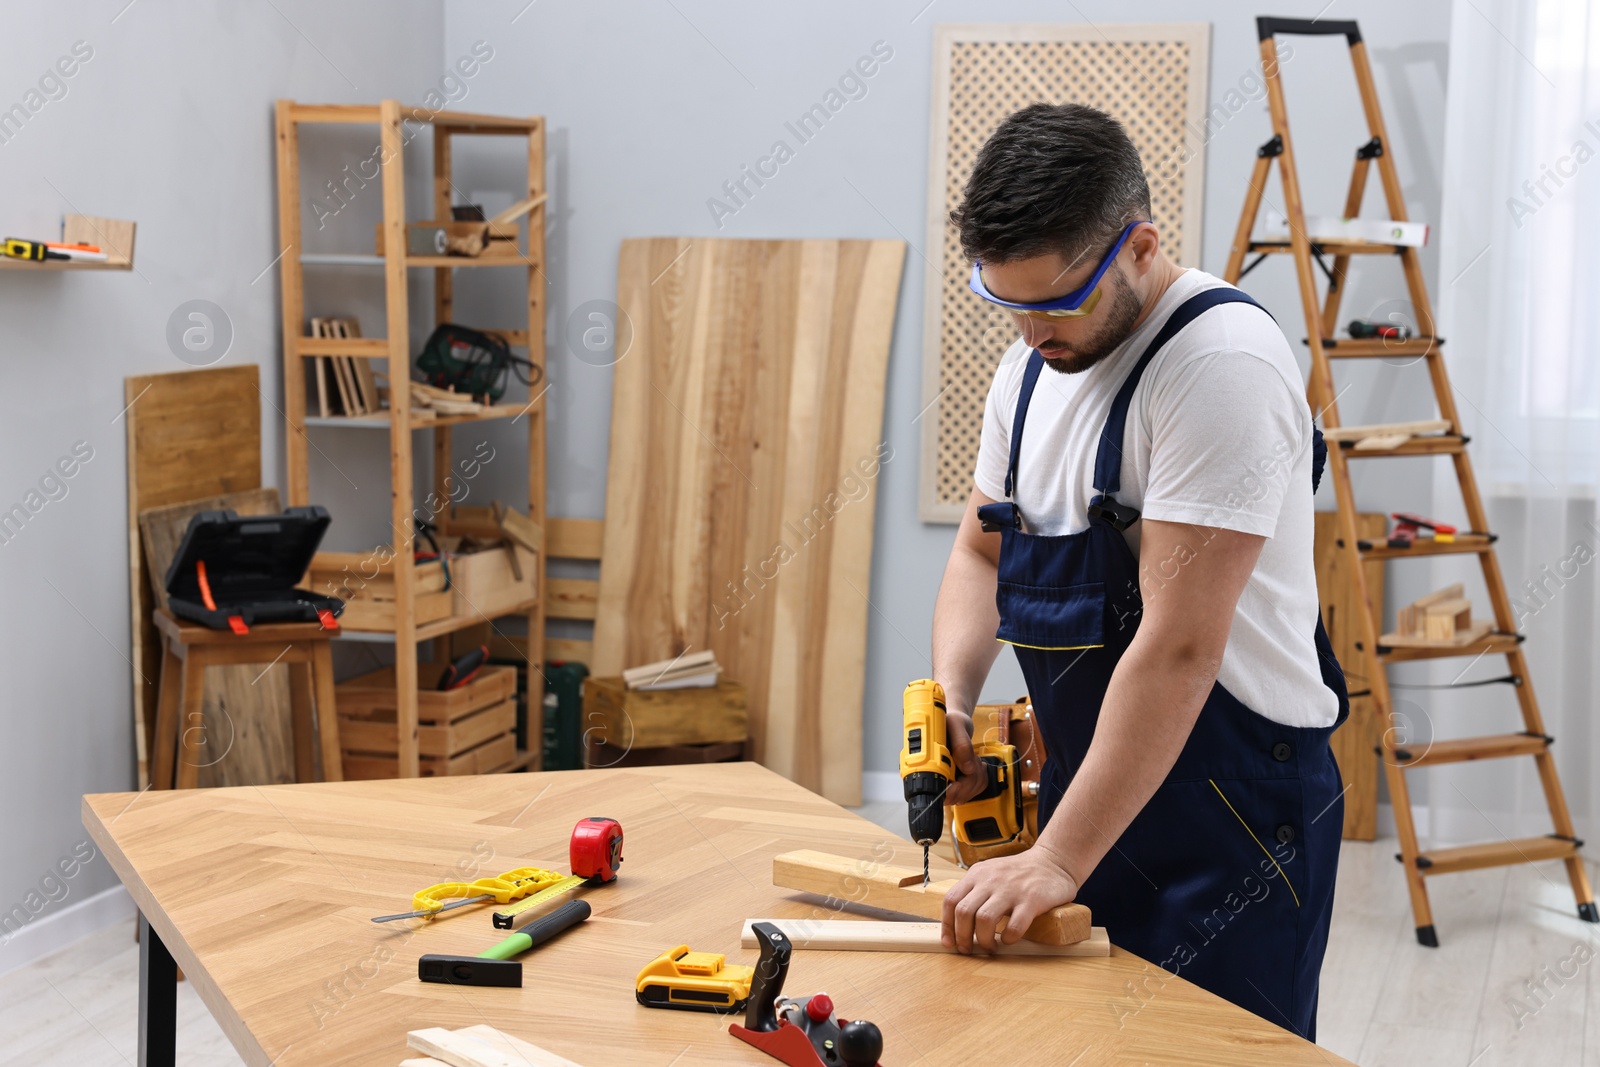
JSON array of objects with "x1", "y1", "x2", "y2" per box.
[{"x1": 164, "y1": 506, "x2": 343, "y2": 633}]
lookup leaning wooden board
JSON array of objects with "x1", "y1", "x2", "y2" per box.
[
  {"x1": 1313, "y1": 511, "x2": 1386, "y2": 841},
  {"x1": 139, "y1": 488, "x2": 298, "y2": 787},
  {"x1": 596, "y1": 238, "x2": 906, "y2": 805},
  {"x1": 125, "y1": 365, "x2": 263, "y2": 790}
]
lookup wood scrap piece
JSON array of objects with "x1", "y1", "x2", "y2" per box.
[
  {"x1": 491, "y1": 500, "x2": 542, "y2": 555},
  {"x1": 1396, "y1": 583, "x2": 1464, "y2": 635},
  {"x1": 1380, "y1": 621, "x2": 1491, "y2": 648},
  {"x1": 407, "y1": 1025, "x2": 584, "y2": 1067},
  {"x1": 487, "y1": 193, "x2": 548, "y2": 227},
  {"x1": 1321, "y1": 418, "x2": 1451, "y2": 443},
  {"x1": 1352, "y1": 433, "x2": 1411, "y2": 451},
  {"x1": 772, "y1": 849, "x2": 1092, "y2": 945},
  {"x1": 1423, "y1": 598, "x2": 1472, "y2": 641},
  {"x1": 340, "y1": 319, "x2": 380, "y2": 415},
  {"x1": 740, "y1": 918, "x2": 1111, "y2": 957}
]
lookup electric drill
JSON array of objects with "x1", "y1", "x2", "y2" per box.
[
  {"x1": 899, "y1": 679, "x2": 954, "y2": 887},
  {"x1": 900, "y1": 680, "x2": 1029, "y2": 886}
]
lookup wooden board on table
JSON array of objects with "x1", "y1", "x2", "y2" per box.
[
  {"x1": 408, "y1": 1026, "x2": 585, "y2": 1067},
  {"x1": 138, "y1": 488, "x2": 296, "y2": 787},
  {"x1": 772, "y1": 849, "x2": 1092, "y2": 946},
  {"x1": 1314, "y1": 511, "x2": 1386, "y2": 840},
  {"x1": 125, "y1": 365, "x2": 262, "y2": 790},
  {"x1": 741, "y1": 919, "x2": 1111, "y2": 956},
  {"x1": 596, "y1": 238, "x2": 905, "y2": 805},
  {"x1": 84, "y1": 763, "x2": 1354, "y2": 1066},
  {"x1": 1321, "y1": 418, "x2": 1451, "y2": 443}
]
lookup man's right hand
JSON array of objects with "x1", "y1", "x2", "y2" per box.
[{"x1": 943, "y1": 708, "x2": 987, "y2": 806}]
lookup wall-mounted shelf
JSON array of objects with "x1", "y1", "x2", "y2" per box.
[{"x1": 0, "y1": 214, "x2": 136, "y2": 270}]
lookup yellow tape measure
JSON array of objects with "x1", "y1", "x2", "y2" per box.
[{"x1": 491, "y1": 873, "x2": 588, "y2": 929}]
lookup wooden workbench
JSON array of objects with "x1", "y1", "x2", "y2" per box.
[{"x1": 83, "y1": 763, "x2": 1351, "y2": 1065}]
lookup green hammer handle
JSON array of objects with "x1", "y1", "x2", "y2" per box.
[{"x1": 481, "y1": 899, "x2": 591, "y2": 960}]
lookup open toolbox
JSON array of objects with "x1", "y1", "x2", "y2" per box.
[{"x1": 165, "y1": 506, "x2": 342, "y2": 634}]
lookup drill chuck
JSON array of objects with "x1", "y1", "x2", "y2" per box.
[{"x1": 904, "y1": 772, "x2": 946, "y2": 845}]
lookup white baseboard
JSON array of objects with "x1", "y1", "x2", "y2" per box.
[
  {"x1": 861, "y1": 770, "x2": 901, "y2": 804},
  {"x1": 0, "y1": 885, "x2": 136, "y2": 977}
]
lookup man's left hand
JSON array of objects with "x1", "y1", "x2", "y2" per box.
[{"x1": 940, "y1": 843, "x2": 1080, "y2": 954}]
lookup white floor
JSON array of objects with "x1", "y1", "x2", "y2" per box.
[{"x1": 5, "y1": 805, "x2": 1597, "y2": 1066}]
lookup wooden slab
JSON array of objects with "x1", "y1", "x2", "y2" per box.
[
  {"x1": 596, "y1": 238, "x2": 906, "y2": 805},
  {"x1": 125, "y1": 366, "x2": 263, "y2": 789},
  {"x1": 740, "y1": 918, "x2": 1110, "y2": 957},
  {"x1": 1321, "y1": 418, "x2": 1451, "y2": 442},
  {"x1": 1379, "y1": 620, "x2": 1493, "y2": 648},
  {"x1": 772, "y1": 849, "x2": 1092, "y2": 946},
  {"x1": 1313, "y1": 511, "x2": 1387, "y2": 841},
  {"x1": 408, "y1": 1025, "x2": 584, "y2": 1067},
  {"x1": 83, "y1": 763, "x2": 1353, "y2": 1065}
]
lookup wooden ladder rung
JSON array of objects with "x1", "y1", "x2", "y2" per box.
[
  {"x1": 1413, "y1": 836, "x2": 1580, "y2": 876},
  {"x1": 1390, "y1": 732, "x2": 1548, "y2": 769},
  {"x1": 1340, "y1": 436, "x2": 1467, "y2": 458},
  {"x1": 1377, "y1": 632, "x2": 1522, "y2": 663},
  {"x1": 1356, "y1": 534, "x2": 1495, "y2": 560},
  {"x1": 1314, "y1": 337, "x2": 1441, "y2": 358}
]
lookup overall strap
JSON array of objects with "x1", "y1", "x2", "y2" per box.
[
  {"x1": 1003, "y1": 350, "x2": 1047, "y2": 498},
  {"x1": 1092, "y1": 287, "x2": 1268, "y2": 497}
]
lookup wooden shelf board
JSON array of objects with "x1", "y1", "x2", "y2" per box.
[
  {"x1": 1377, "y1": 632, "x2": 1522, "y2": 663},
  {"x1": 1249, "y1": 238, "x2": 1409, "y2": 255},
  {"x1": 1418, "y1": 836, "x2": 1578, "y2": 876},
  {"x1": 1357, "y1": 535, "x2": 1494, "y2": 561},
  {"x1": 337, "y1": 599, "x2": 540, "y2": 642},
  {"x1": 0, "y1": 258, "x2": 132, "y2": 271},
  {"x1": 298, "y1": 338, "x2": 389, "y2": 357},
  {"x1": 1342, "y1": 436, "x2": 1467, "y2": 458},
  {"x1": 1316, "y1": 337, "x2": 1441, "y2": 358},
  {"x1": 298, "y1": 253, "x2": 538, "y2": 270},
  {"x1": 304, "y1": 405, "x2": 527, "y2": 430}
]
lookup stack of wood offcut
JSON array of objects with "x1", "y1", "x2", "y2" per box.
[
  {"x1": 623, "y1": 649, "x2": 720, "y2": 691},
  {"x1": 310, "y1": 317, "x2": 380, "y2": 418},
  {"x1": 410, "y1": 380, "x2": 488, "y2": 420},
  {"x1": 1381, "y1": 582, "x2": 1492, "y2": 647}
]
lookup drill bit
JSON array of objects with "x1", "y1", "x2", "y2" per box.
[{"x1": 923, "y1": 843, "x2": 930, "y2": 888}]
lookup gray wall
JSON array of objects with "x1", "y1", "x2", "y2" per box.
[
  {"x1": 0, "y1": 0, "x2": 1454, "y2": 940},
  {"x1": 442, "y1": 0, "x2": 1453, "y2": 793},
  {"x1": 0, "y1": 0, "x2": 446, "y2": 953}
]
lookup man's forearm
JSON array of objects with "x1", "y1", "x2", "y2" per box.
[
  {"x1": 1034, "y1": 633, "x2": 1219, "y2": 884},
  {"x1": 931, "y1": 543, "x2": 1003, "y2": 715}
]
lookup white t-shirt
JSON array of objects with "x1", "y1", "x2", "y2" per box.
[{"x1": 973, "y1": 269, "x2": 1339, "y2": 728}]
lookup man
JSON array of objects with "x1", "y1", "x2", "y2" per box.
[{"x1": 932, "y1": 103, "x2": 1348, "y2": 1039}]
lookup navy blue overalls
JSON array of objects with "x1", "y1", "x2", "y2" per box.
[{"x1": 976, "y1": 288, "x2": 1349, "y2": 1039}]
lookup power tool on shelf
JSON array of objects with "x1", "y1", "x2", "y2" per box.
[
  {"x1": 1387, "y1": 512, "x2": 1457, "y2": 548},
  {"x1": 899, "y1": 680, "x2": 1033, "y2": 887}
]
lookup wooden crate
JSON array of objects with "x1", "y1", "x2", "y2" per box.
[
  {"x1": 337, "y1": 663, "x2": 517, "y2": 778},
  {"x1": 445, "y1": 539, "x2": 537, "y2": 620},
  {"x1": 583, "y1": 677, "x2": 747, "y2": 750},
  {"x1": 303, "y1": 553, "x2": 452, "y2": 630}
]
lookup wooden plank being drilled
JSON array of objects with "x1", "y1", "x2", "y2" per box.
[
  {"x1": 772, "y1": 849, "x2": 1092, "y2": 945},
  {"x1": 740, "y1": 918, "x2": 1110, "y2": 956}
]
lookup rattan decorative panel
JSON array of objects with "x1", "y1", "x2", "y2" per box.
[{"x1": 919, "y1": 23, "x2": 1211, "y2": 522}]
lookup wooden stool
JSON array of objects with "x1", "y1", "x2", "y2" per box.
[{"x1": 150, "y1": 609, "x2": 343, "y2": 789}]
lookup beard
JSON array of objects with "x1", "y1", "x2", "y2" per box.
[{"x1": 1037, "y1": 269, "x2": 1143, "y2": 375}]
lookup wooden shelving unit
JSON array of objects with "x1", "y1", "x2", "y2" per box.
[{"x1": 274, "y1": 99, "x2": 548, "y2": 778}]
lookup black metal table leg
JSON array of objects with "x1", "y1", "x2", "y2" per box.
[{"x1": 138, "y1": 912, "x2": 177, "y2": 1067}]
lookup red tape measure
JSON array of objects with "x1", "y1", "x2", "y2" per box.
[{"x1": 570, "y1": 817, "x2": 624, "y2": 882}]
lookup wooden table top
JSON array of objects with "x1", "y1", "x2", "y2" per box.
[{"x1": 83, "y1": 763, "x2": 1352, "y2": 1066}]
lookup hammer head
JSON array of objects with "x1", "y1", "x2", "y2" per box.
[{"x1": 418, "y1": 954, "x2": 522, "y2": 988}]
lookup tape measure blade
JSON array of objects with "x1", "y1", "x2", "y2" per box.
[{"x1": 503, "y1": 875, "x2": 585, "y2": 919}]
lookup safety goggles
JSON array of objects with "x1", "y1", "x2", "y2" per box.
[{"x1": 968, "y1": 220, "x2": 1145, "y2": 320}]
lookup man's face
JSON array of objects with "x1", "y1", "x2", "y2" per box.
[{"x1": 979, "y1": 242, "x2": 1145, "y2": 375}]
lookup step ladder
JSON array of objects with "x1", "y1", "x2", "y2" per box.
[{"x1": 1222, "y1": 16, "x2": 1596, "y2": 947}]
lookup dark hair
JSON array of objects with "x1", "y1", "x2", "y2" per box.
[{"x1": 951, "y1": 103, "x2": 1152, "y2": 266}]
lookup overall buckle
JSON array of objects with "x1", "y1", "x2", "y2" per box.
[
  {"x1": 1087, "y1": 495, "x2": 1140, "y2": 531},
  {"x1": 977, "y1": 501, "x2": 1021, "y2": 533}
]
